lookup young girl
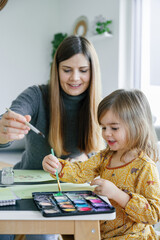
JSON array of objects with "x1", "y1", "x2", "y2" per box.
[{"x1": 43, "y1": 89, "x2": 160, "y2": 239}]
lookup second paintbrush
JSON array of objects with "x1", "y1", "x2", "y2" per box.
[
  {"x1": 55, "y1": 169, "x2": 62, "y2": 192},
  {"x1": 51, "y1": 148, "x2": 62, "y2": 192}
]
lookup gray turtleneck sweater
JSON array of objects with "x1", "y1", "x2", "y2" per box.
[{"x1": 0, "y1": 85, "x2": 87, "y2": 169}]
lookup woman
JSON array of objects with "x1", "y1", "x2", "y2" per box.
[{"x1": 0, "y1": 35, "x2": 104, "y2": 240}]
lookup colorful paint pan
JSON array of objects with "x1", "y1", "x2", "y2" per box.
[
  {"x1": 43, "y1": 208, "x2": 60, "y2": 214},
  {"x1": 56, "y1": 199, "x2": 69, "y2": 203},
  {"x1": 89, "y1": 199, "x2": 103, "y2": 203},
  {"x1": 73, "y1": 199, "x2": 86, "y2": 204},
  {"x1": 62, "y1": 208, "x2": 76, "y2": 212},
  {"x1": 34, "y1": 195, "x2": 51, "y2": 202},
  {"x1": 58, "y1": 201, "x2": 72, "y2": 205},
  {"x1": 54, "y1": 192, "x2": 63, "y2": 197},
  {"x1": 75, "y1": 204, "x2": 89, "y2": 208},
  {"x1": 78, "y1": 207, "x2": 93, "y2": 212},
  {"x1": 95, "y1": 207, "x2": 111, "y2": 212},
  {"x1": 32, "y1": 190, "x2": 115, "y2": 217},
  {"x1": 54, "y1": 195, "x2": 67, "y2": 199},
  {"x1": 84, "y1": 196, "x2": 97, "y2": 200},
  {"x1": 39, "y1": 202, "x2": 52, "y2": 207},
  {"x1": 60, "y1": 204, "x2": 75, "y2": 208},
  {"x1": 92, "y1": 203, "x2": 107, "y2": 207}
]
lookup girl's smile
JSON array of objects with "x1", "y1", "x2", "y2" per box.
[{"x1": 100, "y1": 109, "x2": 128, "y2": 154}]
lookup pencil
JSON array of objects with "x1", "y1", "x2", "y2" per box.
[
  {"x1": 51, "y1": 148, "x2": 62, "y2": 192},
  {"x1": 6, "y1": 108, "x2": 45, "y2": 138}
]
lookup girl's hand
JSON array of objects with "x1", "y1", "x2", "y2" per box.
[
  {"x1": 0, "y1": 110, "x2": 30, "y2": 144},
  {"x1": 90, "y1": 178, "x2": 118, "y2": 199},
  {"x1": 91, "y1": 178, "x2": 130, "y2": 208},
  {"x1": 42, "y1": 154, "x2": 62, "y2": 175}
]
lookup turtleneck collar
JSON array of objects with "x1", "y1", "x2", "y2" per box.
[{"x1": 61, "y1": 88, "x2": 88, "y2": 105}]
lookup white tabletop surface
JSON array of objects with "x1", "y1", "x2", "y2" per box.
[{"x1": 0, "y1": 209, "x2": 116, "y2": 221}]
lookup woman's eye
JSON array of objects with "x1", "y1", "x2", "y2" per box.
[
  {"x1": 102, "y1": 127, "x2": 106, "y2": 130},
  {"x1": 80, "y1": 69, "x2": 88, "y2": 73},
  {"x1": 63, "y1": 69, "x2": 71, "y2": 73}
]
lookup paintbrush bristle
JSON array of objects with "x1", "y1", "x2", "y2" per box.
[
  {"x1": 39, "y1": 132, "x2": 45, "y2": 138},
  {"x1": 58, "y1": 180, "x2": 62, "y2": 192}
]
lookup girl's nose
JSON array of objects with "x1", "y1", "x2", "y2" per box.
[{"x1": 104, "y1": 129, "x2": 112, "y2": 137}]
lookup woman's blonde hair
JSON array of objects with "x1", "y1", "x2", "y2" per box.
[
  {"x1": 98, "y1": 89, "x2": 159, "y2": 162},
  {"x1": 49, "y1": 35, "x2": 104, "y2": 156}
]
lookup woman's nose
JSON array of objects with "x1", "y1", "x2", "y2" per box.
[{"x1": 71, "y1": 70, "x2": 80, "y2": 81}]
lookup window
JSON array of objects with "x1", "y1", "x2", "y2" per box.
[{"x1": 135, "y1": 0, "x2": 160, "y2": 124}]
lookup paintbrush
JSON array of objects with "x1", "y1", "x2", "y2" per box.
[
  {"x1": 6, "y1": 108, "x2": 45, "y2": 138},
  {"x1": 51, "y1": 148, "x2": 62, "y2": 192}
]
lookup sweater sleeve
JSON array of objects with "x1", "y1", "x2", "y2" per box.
[
  {"x1": 8, "y1": 85, "x2": 41, "y2": 117},
  {"x1": 0, "y1": 85, "x2": 41, "y2": 148},
  {"x1": 52, "y1": 152, "x2": 102, "y2": 183},
  {"x1": 125, "y1": 161, "x2": 160, "y2": 225}
]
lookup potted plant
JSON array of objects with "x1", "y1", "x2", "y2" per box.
[
  {"x1": 51, "y1": 32, "x2": 68, "y2": 59},
  {"x1": 96, "y1": 20, "x2": 112, "y2": 35}
]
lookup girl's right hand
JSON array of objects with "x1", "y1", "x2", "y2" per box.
[
  {"x1": 42, "y1": 154, "x2": 62, "y2": 175},
  {"x1": 0, "y1": 110, "x2": 30, "y2": 144}
]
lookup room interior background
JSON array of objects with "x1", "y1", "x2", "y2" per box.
[
  {"x1": 0, "y1": 0, "x2": 160, "y2": 139},
  {"x1": 0, "y1": 0, "x2": 133, "y2": 113},
  {"x1": 1, "y1": 0, "x2": 160, "y2": 232}
]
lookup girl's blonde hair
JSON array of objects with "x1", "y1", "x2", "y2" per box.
[
  {"x1": 98, "y1": 89, "x2": 159, "y2": 162},
  {"x1": 49, "y1": 35, "x2": 104, "y2": 156}
]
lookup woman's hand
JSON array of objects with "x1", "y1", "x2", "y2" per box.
[
  {"x1": 90, "y1": 178, "x2": 130, "y2": 208},
  {"x1": 0, "y1": 110, "x2": 31, "y2": 144},
  {"x1": 42, "y1": 154, "x2": 62, "y2": 175}
]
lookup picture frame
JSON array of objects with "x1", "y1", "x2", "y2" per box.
[{"x1": 73, "y1": 16, "x2": 88, "y2": 37}]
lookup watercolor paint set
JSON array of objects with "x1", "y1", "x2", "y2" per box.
[{"x1": 32, "y1": 190, "x2": 115, "y2": 217}]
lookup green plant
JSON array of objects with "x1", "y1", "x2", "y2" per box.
[
  {"x1": 51, "y1": 33, "x2": 68, "y2": 59},
  {"x1": 96, "y1": 20, "x2": 112, "y2": 35}
]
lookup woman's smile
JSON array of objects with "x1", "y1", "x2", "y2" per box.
[{"x1": 59, "y1": 53, "x2": 90, "y2": 96}]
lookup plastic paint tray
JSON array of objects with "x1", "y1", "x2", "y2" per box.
[{"x1": 32, "y1": 190, "x2": 115, "y2": 217}]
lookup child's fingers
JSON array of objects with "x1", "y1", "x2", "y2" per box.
[
  {"x1": 93, "y1": 185, "x2": 102, "y2": 195},
  {"x1": 48, "y1": 154, "x2": 59, "y2": 167},
  {"x1": 42, "y1": 155, "x2": 59, "y2": 174},
  {"x1": 90, "y1": 178, "x2": 102, "y2": 186}
]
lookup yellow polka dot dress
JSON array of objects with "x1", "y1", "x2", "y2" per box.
[{"x1": 53, "y1": 149, "x2": 160, "y2": 239}]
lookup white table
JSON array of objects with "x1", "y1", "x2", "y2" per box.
[
  {"x1": 0, "y1": 161, "x2": 116, "y2": 239},
  {"x1": 0, "y1": 208, "x2": 116, "y2": 240}
]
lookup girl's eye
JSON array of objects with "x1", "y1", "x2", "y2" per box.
[
  {"x1": 112, "y1": 128, "x2": 119, "y2": 131},
  {"x1": 102, "y1": 127, "x2": 106, "y2": 130}
]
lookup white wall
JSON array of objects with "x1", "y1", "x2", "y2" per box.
[
  {"x1": 58, "y1": 0, "x2": 121, "y2": 97},
  {"x1": 0, "y1": 0, "x2": 59, "y2": 113},
  {"x1": 0, "y1": 0, "x2": 133, "y2": 114}
]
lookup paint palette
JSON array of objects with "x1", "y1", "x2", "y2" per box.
[{"x1": 32, "y1": 191, "x2": 115, "y2": 217}]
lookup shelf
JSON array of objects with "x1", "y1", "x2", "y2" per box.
[{"x1": 88, "y1": 32, "x2": 112, "y2": 42}]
